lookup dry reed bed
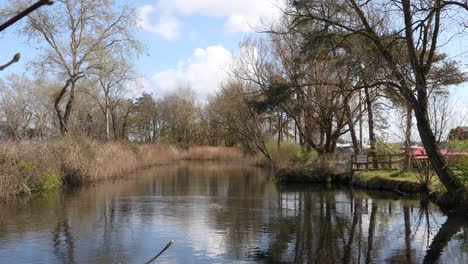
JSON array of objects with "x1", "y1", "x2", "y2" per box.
[
  {"x1": 0, "y1": 138, "x2": 181, "y2": 198},
  {"x1": 186, "y1": 146, "x2": 271, "y2": 166},
  {"x1": 187, "y1": 146, "x2": 244, "y2": 161},
  {"x1": 0, "y1": 141, "x2": 269, "y2": 199}
]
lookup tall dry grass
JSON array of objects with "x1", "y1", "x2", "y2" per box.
[
  {"x1": 186, "y1": 146, "x2": 272, "y2": 167},
  {"x1": 187, "y1": 146, "x2": 244, "y2": 161},
  {"x1": 0, "y1": 137, "x2": 182, "y2": 199},
  {"x1": 0, "y1": 140, "x2": 271, "y2": 199}
]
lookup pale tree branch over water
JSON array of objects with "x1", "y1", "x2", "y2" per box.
[{"x1": 0, "y1": 0, "x2": 53, "y2": 71}]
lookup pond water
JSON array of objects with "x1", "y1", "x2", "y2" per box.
[{"x1": 0, "y1": 162, "x2": 467, "y2": 263}]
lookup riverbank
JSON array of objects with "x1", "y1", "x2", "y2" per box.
[
  {"x1": 277, "y1": 168, "x2": 423, "y2": 194},
  {"x1": 0, "y1": 138, "x2": 181, "y2": 198},
  {"x1": 0, "y1": 138, "x2": 263, "y2": 199},
  {"x1": 276, "y1": 167, "x2": 468, "y2": 213}
]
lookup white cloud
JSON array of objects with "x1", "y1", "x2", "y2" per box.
[
  {"x1": 150, "y1": 45, "x2": 233, "y2": 100},
  {"x1": 137, "y1": 5, "x2": 181, "y2": 40},
  {"x1": 139, "y1": 0, "x2": 285, "y2": 36}
]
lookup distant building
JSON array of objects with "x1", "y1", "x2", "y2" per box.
[
  {"x1": 448, "y1": 126, "x2": 468, "y2": 141},
  {"x1": 336, "y1": 143, "x2": 371, "y2": 154}
]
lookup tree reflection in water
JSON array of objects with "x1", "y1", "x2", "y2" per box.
[
  {"x1": 0, "y1": 164, "x2": 466, "y2": 263},
  {"x1": 253, "y1": 186, "x2": 467, "y2": 264},
  {"x1": 52, "y1": 218, "x2": 75, "y2": 264}
]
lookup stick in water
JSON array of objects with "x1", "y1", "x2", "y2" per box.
[{"x1": 145, "y1": 240, "x2": 174, "y2": 264}]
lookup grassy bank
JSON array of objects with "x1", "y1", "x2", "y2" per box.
[
  {"x1": 0, "y1": 137, "x2": 182, "y2": 199},
  {"x1": 276, "y1": 168, "x2": 429, "y2": 195},
  {"x1": 276, "y1": 166, "x2": 468, "y2": 213}
]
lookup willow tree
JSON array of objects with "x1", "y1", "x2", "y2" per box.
[
  {"x1": 13, "y1": 0, "x2": 142, "y2": 134},
  {"x1": 286, "y1": 0, "x2": 468, "y2": 196}
]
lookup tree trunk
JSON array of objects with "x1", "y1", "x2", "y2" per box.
[
  {"x1": 105, "y1": 94, "x2": 109, "y2": 141},
  {"x1": 62, "y1": 81, "x2": 77, "y2": 134},
  {"x1": 121, "y1": 109, "x2": 131, "y2": 140},
  {"x1": 365, "y1": 87, "x2": 377, "y2": 168},
  {"x1": 345, "y1": 101, "x2": 360, "y2": 155},
  {"x1": 111, "y1": 109, "x2": 117, "y2": 139},
  {"x1": 54, "y1": 80, "x2": 71, "y2": 135},
  {"x1": 358, "y1": 89, "x2": 363, "y2": 152},
  {"x1": 277, "y1": 111, "x2": 282, "y2": 150},
  {"x1": 304, "y1": 110, "x2": 313, "y2": 152},
  {"x1": 413, "y1": 104, "x2": 465, "y2": 193},
  {"x1": 403, "y1": 102, "x2": 413, "y2": 172}
]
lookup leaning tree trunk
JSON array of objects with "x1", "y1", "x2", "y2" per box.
[
  {"x1": 62, "y1": 80, "x2": 76, "y2": 134},
  {"x1": 54, "y1": 75, "x2": 82, "y2": 135},
  {"x1": 54, "y1": 80, "x2": 71, "y2": 135},
  {"x1": 413, "y1": 104, "x2": 465, "y2": 193}
]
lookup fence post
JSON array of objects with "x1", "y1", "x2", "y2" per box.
[{"x1": 365, "y1": 155, "x2": 369, "y2": 170}]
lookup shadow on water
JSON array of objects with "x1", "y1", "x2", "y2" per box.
[
  {"x1": 423, "y1": 214, "x2": 466, "y2": 264},
  {"x1": 250, "y1": 185, "x2": 468, "y2": 264},
  {"x1": 53, "y1": 217, "x2": 75, "y2": 264},
  {"x1": 0, "y1": 162, "x2": 467, "y2": 263}
]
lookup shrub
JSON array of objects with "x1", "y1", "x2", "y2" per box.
[
  {"x1": 266, "y1": 139, "x2": 302, "y2": 168},
  {"x1": 41, "y1": 173, "x2": 61, "y2": 191},
  {"x1": 293, "y1": 150, "x2": 318, "y2": 164}
]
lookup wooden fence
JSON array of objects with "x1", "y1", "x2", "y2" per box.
[
  {"x1": 350, "y1": 154, "x2": 400, "y2": 172},
  {"x1": 350, "y1": 153, "x2": 468, "y2": 173}
]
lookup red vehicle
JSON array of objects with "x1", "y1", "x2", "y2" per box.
[{"x1": 411, "y1": 147, "x2": 468, "y2": 164}]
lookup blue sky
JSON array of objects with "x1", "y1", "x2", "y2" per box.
[
  {"x1": 0, "y1": 0, "x2": 284, "y2": 100},
  {"x1": 0, "y1": 0, "x2": 467, "y2": 105}
]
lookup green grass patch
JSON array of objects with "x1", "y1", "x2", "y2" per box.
[{"x1": 359, "y1": 170, "x2": 419, "y2": 182}]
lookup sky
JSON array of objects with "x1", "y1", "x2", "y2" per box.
[
  {"x1": 0, "y1": 0, "x2": 467, "y2": 107},
  {"x1": 0, "y1": 0, "x2": 285, "y2": 101}
]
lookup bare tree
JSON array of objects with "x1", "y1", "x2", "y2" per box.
[
  {"x1": 91, "y1": 59, "x2": 136, "y2": 141},
  {"x1": 13, "y1": 0, "x2": 142, "y2": 135}
]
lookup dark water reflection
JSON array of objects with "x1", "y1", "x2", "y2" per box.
[{"x1": 0, "y1": 162, "x2": 467, "y2": 263}]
